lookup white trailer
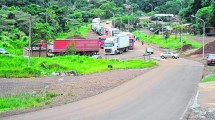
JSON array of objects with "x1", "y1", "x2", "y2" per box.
[
  {"x1": 104, "y1": 34, "x2": 129, "y2": 55},
  {"x1": 92, "y1": 18, "x2": 100, "y2": 23},
  {"x1": 91, "y1": 18, "x2": 100, "y2": 31}
]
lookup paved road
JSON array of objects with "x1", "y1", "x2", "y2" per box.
[{"x1": 2, "y1": 58, "x2": 203, "y2": 120}]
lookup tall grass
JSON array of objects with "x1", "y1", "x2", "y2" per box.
[
  {"x1": 133, "y1": 31, "x2": 201, "y2": 50},
  {"x1": 0, "y1": 55, "x2": 157, "y2": 78},
  {"x1": 0, "y1": 92, "x2": 60, "y2": 112}
]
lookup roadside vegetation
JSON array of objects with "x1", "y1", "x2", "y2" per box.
[
  {"x1": 201, "y1": 76, "x2": 215, "y2": 82},
  {"x1": 133, "y1": 31, "x2": 201, "y2": 50},
  {"x1": 0, "y1": 92, "x2": 60, "y2": 112},
  {"x1": 0, "y1": 55, "x2": 157, "y2": 78}
]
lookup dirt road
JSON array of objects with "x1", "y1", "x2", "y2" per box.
[{"x1": 2, "y1": 59, "x2": 204, "y2": 120}]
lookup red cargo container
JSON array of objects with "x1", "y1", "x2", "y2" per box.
[{"x1": 53, "y1": 39, "x2": 100, "y2": 55}]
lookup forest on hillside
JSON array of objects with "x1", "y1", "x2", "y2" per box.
[{"x1": 0, "y1": 0, "x2": 214, "y2": 55}]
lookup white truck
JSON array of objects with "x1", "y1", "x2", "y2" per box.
[
  {"x1": 108, "y1": 28, "x2": 120, "y2": 36},
  {"x1": 91, "y1": 18, "x2": 100, "y2": 31},
  {"x1": 104, "y1": 34, "x2": 130, "y2": 55}
]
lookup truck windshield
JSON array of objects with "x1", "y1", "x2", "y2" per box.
[
  {"x1": 129, "y1": 39, "x2": 133, "y2": 43},
  {"x1": 104, "y1": 43, "x2": 114, "y2": 47},
  {"x1": 99, "y1": 38, "x2": 106, "y2": 42}
]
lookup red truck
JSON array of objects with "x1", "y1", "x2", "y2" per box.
[
  {"x1": 99, "y1": 35, "x2": 109, "y2": 48},
  {"x1": 50, "y1": 39, "x2": 100, "y2": 55}
]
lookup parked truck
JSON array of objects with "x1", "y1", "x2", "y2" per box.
[
  {"x1": 108, "y1": 28, "x2": 120, "y2": 36},
  {"x1": 51, "y1": 39, "x2": 100, "y2": 55},
  {"x1": 100, "y1": 26, "x2": 111, "y2": 35},
  {"x1": 120, "y1": 32, "x2": 135, "y2": 50},
  {"x1": 91, "y1": 18, "x2": 100, "y2": 32},
  {"x1": 205, "y1": 27, "x2": 215, "y2": 36},
  {"x1": 99, "y1": 35, "x2": 109, "y2": 48},
  {"x1": 95, "y1": 25, "x2": 102, "y2": 35},
  {"x1": 104, "y1": 34, "x2": 130, "y2": 55},
  {"x1": 98, "y1": 28, "x2": 120, "y2": 48}
]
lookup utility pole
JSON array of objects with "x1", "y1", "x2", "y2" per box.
[
  {"x1": 128, "y1": 16, "x2": 130, "y2": 31},
  {"x1": 28, "y1": 16, "x2": 32, "y2": 67},
  {"x1": 172, "y1": 17, "x2": 183, "y2": 51},
  {"x1": 191, "y1": 15, "x2": 205, "y2": 59},
  {"x1": 158, "y1": 17, "x2": 164, "y2": 40},
  {"x1": 45, "y1": 8, "x2": 48, "y2": 57}
]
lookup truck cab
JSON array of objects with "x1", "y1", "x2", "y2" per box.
[
  {"x1": 91, "y1": 23, "x2": 99, "y2": 32},
  {"x1": 104, "y1": 34, "x2": 129, "y2": 55},
  {"x1": 108, "y1": 28, "x2": 120, "y2": 36},
  {"x1": 95, "y1": 26, "x2": 102, "y2": 35},
  {"x1": 91, "y1": 18, "x2": 100, "y2": 32},
  {"x1": 99, "y1": 35, "x2": 109, "y2": 48},
  {"x1": 101, "y1": 27, "x2": 111, "y2": 35},
  {"x1": 104, "y1": 37, "x2": 117, "y2": 54}
]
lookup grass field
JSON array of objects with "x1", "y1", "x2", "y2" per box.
[
  {"x1": 201, "y1": 76, "x2": 215, "y2": 82},
  {"x1": 0, "y1": 55, "x2": 157, "y2": 78},
  {"x1": 0, "y1": 92, "x2": 60, "y2": 112},
  {"x1": 133, "y1": 31, "x2": 201, "y2": 50}
]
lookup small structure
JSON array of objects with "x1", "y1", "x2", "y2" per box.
[
  {"x1": 23, "y1": 47, "x2": 47, "y2": 57},
  {"x1": 154, "y1": 14, "x2": 174, "y2": 17}
]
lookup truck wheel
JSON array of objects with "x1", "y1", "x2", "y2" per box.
[
  {"x1": 90, "y1": 52, "x2": 94, "y2": 56},
  {"x1": 48, "y1": 49, "x2": 52, "y2": 53},
  {"x1": 119, "y1": 50, "x2": 123, "y2": 54},
  {"x1": 125, "y1": 48, "x2": 129, "y2": 52},
  {"x1": 114, "y1": 51, "x2": 117, "y2": 55},
  {"x1": 161, "y1": 56, "x2": 165, "y2": 59}
]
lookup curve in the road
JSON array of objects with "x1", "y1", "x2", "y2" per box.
[{"x1": 2, "y1": 59, "x2": 204, "y2": 120}]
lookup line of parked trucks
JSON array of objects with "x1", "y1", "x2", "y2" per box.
[{"x1": 40, "y1": 18, "x2": 135, "y2": 56}]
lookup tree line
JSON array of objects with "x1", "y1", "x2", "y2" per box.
[{"x1": 0, "y1": 0, "x2": 214, "y2": 45}]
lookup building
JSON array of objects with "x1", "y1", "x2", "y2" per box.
[{"x1": 23, "y1": 47, "x2": 47, "y2": 57}]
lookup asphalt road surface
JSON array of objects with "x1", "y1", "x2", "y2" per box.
[{"x1": 2, "y1": 58, "x2": 203, "y2": 120}]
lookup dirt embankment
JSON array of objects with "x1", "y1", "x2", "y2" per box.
[{"x1": 191, "y1": 41, "x2": 215, "y2": 55}]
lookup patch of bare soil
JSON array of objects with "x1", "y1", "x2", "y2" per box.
[
  {"x1": 181, "y1": 44, "x2": 192, "y2": 52},
  {"x1": 67, "y1": 35, "x2": 86, "y2": 39},
  {"x1": 0, "y1": 68, "x2": 153, "y2": 118},
  {"x1": 191, "y1": 41, "x2": 215, "y2": 55}
]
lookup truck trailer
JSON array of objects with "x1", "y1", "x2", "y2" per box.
[
  {"x1": 120, "y1": 32, "x2": 135, "y2": 50},
  {"x1": 91, "y1": 18, "x2": 100, "y2": 31},
  {"x1": 52, "y1": 39, "x2": 100, "y2": 55},
  {"x1": 104, "y1": 34, "x2": 130, "y2": 55}
]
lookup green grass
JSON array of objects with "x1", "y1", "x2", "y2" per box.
[
  {"x1": 0, "y1": 92, "x2": 60, "y2": 112},
  {"x1": 201, "y1": 76, "x2": 215, "y2": 82},
  {"x1": 0, "y1": 55, "x2": 157, "y2": 78},
  {"x1": 133, "y1": 31, "x2": 201, "y2": 50}
]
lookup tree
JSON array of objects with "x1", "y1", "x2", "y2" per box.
[
  {"x1": 159, "y1": 1, "x2": 180, "y2": 14},
  {"x1": 99, "y1": 1, "x2": 117, "y2": 18},
  {"x1": 32, "y1": 23, "x2": 51, "y2": 44}
]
